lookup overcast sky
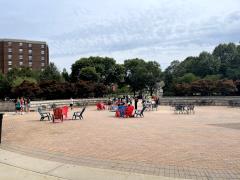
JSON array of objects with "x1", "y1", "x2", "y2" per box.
[{"x1": 1, "y1": 0, "x2": 240, "y2": 71}]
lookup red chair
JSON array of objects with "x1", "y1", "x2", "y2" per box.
[
  {"x1": 125, "y1": 105, "x2": 134, "y2": 118},
  {"x1": 97, "y1": 103, "x2": 105, "y2": 110},
  {"x1": 61, "y1": 106, "x2": 68, "y2": 118},
  {"x1": 52, "y1": 108, "x2": 63, "y2": 123},
  {"x1": 115, "y1": 110, "x2": 120, "y2": 117}
]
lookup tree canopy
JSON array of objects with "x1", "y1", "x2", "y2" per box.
[{"x1": 1, "y1": 42, "x2": 240, "y2": 99}]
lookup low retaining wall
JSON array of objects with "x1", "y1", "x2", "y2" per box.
[
  {"x1": 159, "y1": 96, "x2": 240, "y2": 106},
  {"x1": 2, "y1": 97, "x2": 240, "y2": 112},
  {"x1": 30, "y1": 98, "x2": 108, "y2": 111}
]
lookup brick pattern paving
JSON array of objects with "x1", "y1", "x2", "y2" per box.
[
  {"x1": 1, "y1": 144, "x2": 240, "y2": 180},
  {"x1": 1, "y1": 106, "x2": 240, "y2": 179}
]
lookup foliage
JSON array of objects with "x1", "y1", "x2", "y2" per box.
[
  {"x1": 79, "y1": 67, "x2": 100, "y2": 82},
  {"x1": 124, "y1": 58, "x2": 162, "y2": 95},
  {"x1": 174, "y1": 80, "x2": 237, "y2": 96},
  {"x1": 62, "y1": 68, "x2": 70, "y2": 82},
  {"x1": 39, "y1": 63, "x2": 63, "y2": 82},
  {"x1": 12, "y1": 77, "x2": 37, "y2": 87},
  {"x1": 71, "y1": 56, "x2": 123, "y2": 85},
  {"x1": 1, "y1": 42, "x2": 240, "y2": 99},
  {"x1": 163, "y1": 42, "x2": 240, "y2": 96},
  {"x1": 176, "y1": 73, "x2": 199, "y2": 83},
  {"x1": 0, "y1": 73, "x2": 11, "y2": 98},
  {"x1": 11, "y1": 80, "x2": 41, "y2": 98}
]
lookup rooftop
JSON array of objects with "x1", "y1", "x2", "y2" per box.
[{"x1": 0, "y1": 38, "x2": 47, "y2": 44}]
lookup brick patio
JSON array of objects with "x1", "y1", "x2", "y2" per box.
[{"x1": 1, "y1": 106, "x2": 240, "y2": 179}]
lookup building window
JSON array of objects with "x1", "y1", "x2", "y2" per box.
[
  {"x1": 29, "y1": 62, "x2": 32, "y2": 67},
  {"x1": 8, "y1": 42, "x2": 12, "y2": 46},
  {"x1": 41, "y1": 62, "x2": 45, "y2": 67},
  {"x1": 28, "y1": 44, "x2": 32, "y2": 48},
  {"x1": 8, "y1": 48, "x2": 12, "y2": 53},
  {"x1": 19, "y1": 55, "x2": 23, "y2": 60},
  {"x1": 41, "y1": 44, "x2": 45, "y2": 48},
  {"x1": 41, "y1": 50, "x2": 45, "y2": 55},
  {"x1": 8, "y1": 61, "x2": 12, "y2": 66},
  {"x1": 19, "y1": 42, "x2": 23, "y2": 46},
  {"x1": 19, "y1": 61, "x2": 23, "y2": 66},
  {"x1": 41, "y1": 56, "x2": 45, "y2": 61},
  {"x1": 29, "y1": 56, "x2": 32, "y2": 61},
  {"x1": 8, "y1": 67, "x2": 12, "y2": 71},
  {"x1": 28, "y1": 49, "x2": 32, "y2": 54},
  {"x1": 19, "y1": 49, "x2": 23, "y2": 53},
  {"x1": 8, "y1": 55, "x2": 12, "y2": 60}
]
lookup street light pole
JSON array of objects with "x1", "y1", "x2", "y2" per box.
[{"x1": 0, "y1": 113, "x2": 3, "y2": 144}]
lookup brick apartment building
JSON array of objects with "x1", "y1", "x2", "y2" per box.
[{"x1": 0, "y1": 39, "x2": 49, "y2": 74}]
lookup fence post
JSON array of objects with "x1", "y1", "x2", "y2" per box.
[{"x1": 0, "y1": 113, "x2": 3, "y2": 144}]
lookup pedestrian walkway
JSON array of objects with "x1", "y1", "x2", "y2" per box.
[{"x1": 0, "y1": 149, "x2": 184, "y2": 180}]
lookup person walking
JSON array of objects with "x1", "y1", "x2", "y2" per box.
[
  {"x1": 15, "y1": 98, "x2": 21, "y2": 114},
  {"x1": 134, "y1": 97, "x2": 138, "y2": 110},
  {"x1": 26, "y1": 98, "x2": 31, "y2": 112},
  {"x1": 70, "y1": 98, "x2": 74, "y2": 110}
]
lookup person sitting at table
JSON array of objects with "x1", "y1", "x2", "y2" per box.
[
  {"x1": 125, "y1": 102, "x2": 134, "y2": 117},
  {"x1": 115, "y1": 104, "x2": 120, "y2": 117},
  {"x1": 116, "y1": 103, "x2": 126, "y2": 117}
]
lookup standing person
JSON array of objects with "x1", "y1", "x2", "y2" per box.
[
  {"x1": 70, "y1": 97, "x2": 74, "y2": 110},
  {"x1": 126, "y1": 95, "x2": 129, "y2": 104},
  {"x1": 26, "y1": 98, "x2": 31, "y2": 112},
  {"x1": 134, "y1": 97, "x2": 138, "y2": 110},
  {"x1": 15, "y1": 98, "x2": 21, "y2": 114},
  {"x1": 23, "y1": 98, "x2": 27, "y2": 112},
  {"x1": 20, "y1": 97, "x2": 24, "y2": 115}
]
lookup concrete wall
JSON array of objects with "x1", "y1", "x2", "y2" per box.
[
  {"x1": 159, "y1": 96, "x2": 240, "y2": 106},
  {"x1": 30, "y1": 98, "x2": 108, "y2": 110}
]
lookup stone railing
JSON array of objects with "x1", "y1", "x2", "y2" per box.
[
  {"x1": 30, "y1": 98, "x2": 108, "y2": 111},
  {"x1": 159, "y1": 96, "x2": 240, "y2": 106}
]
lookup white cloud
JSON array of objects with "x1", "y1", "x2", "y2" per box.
[{"x1": 0, "y1": 0, "x2": 240, "y2": 71}]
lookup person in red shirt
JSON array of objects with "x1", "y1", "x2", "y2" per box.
[{"x1": 125, "y1": 103, "x2": 134, "y2": 118}]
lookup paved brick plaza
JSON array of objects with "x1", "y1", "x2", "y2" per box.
[{"x1": 1, "y1": 106, "x2": 240, "y2": 179}]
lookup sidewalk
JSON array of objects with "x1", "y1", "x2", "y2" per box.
[{"x1": 0, "y1": 149, "x2": 186, "y2": 180}]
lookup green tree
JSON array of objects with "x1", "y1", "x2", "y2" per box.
[
  {"x1": 194, "y1": 52, "x2": 220, "y2": 77},
  {"x1": 124, "y1": 59, "x2": 148, "y2": 95},
  {"x1": 12, "y1": 77, "x2": 37, "y2": 87},
  {"x1": 0, "y1": 73, "x2": 11, "y2": 98},
  {"x1": 71, "y1": 56, "x2": 123, "y2": 85},
  {"x1": 61, "y1": 68, "x2": 70, "y2": 82},
  {"x1": 6, "y1": 67, "x2": 38, "y2": 85},
  {"x1": 79, "y1": 67, "x2": 100, "y2": 82},
  {"x1": 11, "y1": 80, "x2": 41, "y2": 98},
  {"x1": 177, "y1": 73, "x2": 199, "y2": 83},
  {"x1": 39, "y1": 63, "x2": 62, "y2": 82},
  {"x1": 145, "y1": 61, "x2": 162, "y2": 95},
  {"x1": 213, "y1": 43, "x2": 238, "y2": 76}
]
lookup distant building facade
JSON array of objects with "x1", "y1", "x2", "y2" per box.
[{"x1": 0, "y1": 39, "x2": 49, "y2": 74}]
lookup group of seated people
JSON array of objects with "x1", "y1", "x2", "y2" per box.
[
  {"x1": 96, "y1": 101, "x2": 135, "y2": 118},
  {"x1": 115, "y1": 102, "x2": 135, "y2": 118}
]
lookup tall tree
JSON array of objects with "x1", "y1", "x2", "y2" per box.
[
  {"x1": 39, "y1": 63, "x2": 62, "y2": 82},
  {"x1": 62, "y1": 68, "x2": 70, "y2": 82},
  {"x1": 124, "y1": 59, "x2": 162, "y2": 96},
  {"x1": 145, "y1": 61, "x2": 162, "y2": 96},
  {"x1": 71, "y1": 56, "x2": 122, "y2": 85}
]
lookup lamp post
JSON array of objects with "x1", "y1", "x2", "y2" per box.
[{"x1": 0, "y1": 113, "x2": 3, "y2": 144}]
